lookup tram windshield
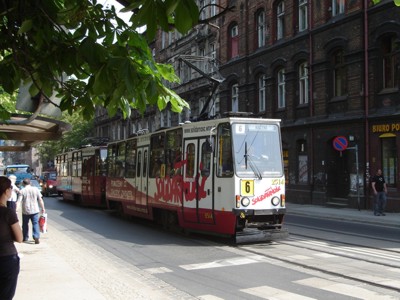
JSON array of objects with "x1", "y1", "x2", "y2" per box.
[{"x1": 232, "y1": 123, "x2": 283, "y2": 178}]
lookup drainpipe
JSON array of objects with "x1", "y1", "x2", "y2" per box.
[
  {"x1": 363, "y1": 0, "x2": 370, "y2": 209},
  {"x1": 309, "y1": 0, "x2": 314, "y2": 203}
]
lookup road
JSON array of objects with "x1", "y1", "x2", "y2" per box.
[{"x1": 42, "y1": 197, "x2": 400, "y2": 299}]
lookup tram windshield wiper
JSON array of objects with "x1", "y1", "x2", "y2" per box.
[{"x1": 244, "y1": 142, "x2": 262, "y2": 179}]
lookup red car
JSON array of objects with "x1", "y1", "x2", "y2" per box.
[{"x1": 41, "y1": 171, "x2": 57, "y2": 196}]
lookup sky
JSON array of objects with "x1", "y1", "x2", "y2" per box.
[{"x1": 100, "y1": 0, "x2": 132, "y2": 24}]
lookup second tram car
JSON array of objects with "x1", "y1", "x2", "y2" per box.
[
  {"x1": 56, "y1": 145, "x2": 107, "y2": 206},
  {"x1": 56, "y1": 116, "x2": 288, "y2": 243}
]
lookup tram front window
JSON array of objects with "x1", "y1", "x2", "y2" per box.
[{"x1": 233, "y1": 123, "x2": 283, "y2": 178}]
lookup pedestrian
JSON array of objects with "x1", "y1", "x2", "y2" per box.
[
  {"x1": 371, "y1": 168, "x2": 387, "y2": 216},
  {"x1": 0, "y1": 176, "x2": 23, "y2": 300},
  {"x1": 6, "y1": 175, "x2": 20, "y2": 211},
  {"x1": 17, "y1": 178, "x2": 45, "y2": 244}
]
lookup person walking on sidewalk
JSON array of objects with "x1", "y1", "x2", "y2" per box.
[
  {"x1": 6, "y1": 175, "x2": 19, "y2": 211},
  {"x1": 0, "y1": 176, "x2": 23, "y2": 300},
  {"x1": 17, "y1": 178, "x2": 45, "y2": 244},
  {"x1": 371, "y1": 169, "x2": 387, "y2": 216}
]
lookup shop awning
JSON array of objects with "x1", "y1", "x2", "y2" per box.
[{"x1": 0, "y1": 113, "x2": 71, "y2": 151}]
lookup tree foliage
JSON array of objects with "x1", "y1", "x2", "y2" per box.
[
  {"x1": 36, "y1": 111, "x2": 94, "y2": 166},
  {"x1": 0, "y1": 88, "x2": 16, "y2": 120},
  {"x1": 372, "y1": 0, "x2": 400, "y2": 5},
  {"x1": 0, "y1": 0, "x2": 200, "y2": 121}
]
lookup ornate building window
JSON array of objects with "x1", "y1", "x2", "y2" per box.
[
  {"x1": 228, "y1": 24, "x2": 239, "y2": 59},
  {"x1": 256, "y1": 10, "x2": 266, "y2": 48},
  {"x1": 277, "y1": 68, "x2": 286, "y2": 108},
  {"x1": 333, "y1": 50, "x2": 346, "y2": 97},
  {"x1": 258, "y1": 75, "x2": 266, "y2": 112},
  {"x1": 332, "y1": 0, "x2": 344, "y2": 17},
  {"x1": 299, "y1": 62, "x2": 309, "y2": 105},
  {"x1": 298, "y1": 0, "x2": 308, "y2": 32},
  {"x1": 231, "y1": 83, "x2": 239, "y2": 112},
  {"x1": 277, "y1": 2, "x2": 285, "y2": 40},
  {"x1": 382, "y1": 35, "x2": 398, "y2": 89}
]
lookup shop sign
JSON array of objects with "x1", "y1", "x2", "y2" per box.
[{"x1": 372, "y1": 123, "x2": 400, "y2": 133}]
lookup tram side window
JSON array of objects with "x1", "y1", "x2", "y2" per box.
[
  {"x1": 137, "y1": 150, "x2": 142, "y2": 178},
  {"x1": 186, "y1": 143, "x2": 195, "y2": 178},
  {"x1": 68, "y1": 159, "x2": 72, "y2": 177},
  {"x1": 150, "y1": 133, "x2": 165, "y2": 178},
  {"x1": 116, "y1": 142, "x2": 126, "y2": 177},
  {"x1": 166, "y1": 129, "x2": 182, "y2": 176},
  {"x1": 95, "y1": 148, "x2": 107, "y2": 176},
  {"x1": 73, "y1": 152, "x2": 77, "y2": 176},
  {"x1": 143, "y1": 149, "x2": 148, "y2": 178},
  {"x1": 63, "y1": 155, "x2": 67, "y2": 176},
  {"x1": 77, "y1": 151, "x2": 82, "y2": 177},
  {"x1": 82, "y1": 159, "x2": 87, "y2": 177},
  {"x1": 217, "y1": 123, "x2": 233, "y2": 177},
  {"x1": 100, "y1": 148, "x2": 107, "y2": 176},
  {"x1": 125, "y1": 139, "x2": 137, "y2": 178},
  {"x1": 201, "y1": 141, "x2": 212, "y2": 177},
  {"x1": 107, "y1": 145, "x2": 116, "y2": 177},
  {"x1": 56, "y1": 156, "x2": 60, "y2": 176}
]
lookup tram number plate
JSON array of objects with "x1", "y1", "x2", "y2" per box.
[{"x1": 241, "y1": 180, "x2": 254, "y2": 196}]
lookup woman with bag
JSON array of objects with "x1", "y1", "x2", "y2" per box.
[{"x1": 0, "y1": 176, "x2": 23, "y2": 300}]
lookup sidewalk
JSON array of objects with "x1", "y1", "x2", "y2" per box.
[
  {"x1": 286, "y1": 203, "x2": 399, "y2": 228},
  {"x1": 13, "y1": 204, "x2": 399, "y2": 300}
]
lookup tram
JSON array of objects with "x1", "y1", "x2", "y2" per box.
[
  {"x1": 55, "y1": 144, "x2": 108, "y2": 206},
  {"x1": 56, "y1": 116, "x2": 288, "y2": 243}
]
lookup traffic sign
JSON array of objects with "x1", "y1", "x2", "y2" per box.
[{"x1": 332, "y1": 136, "x2": 348, "y2": 151}]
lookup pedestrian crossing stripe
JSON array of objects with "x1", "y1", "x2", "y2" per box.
[
  {"x1": 180, "y1": 255, "x2": 267, "y2": 270},
  {"x1": 295, "y1": 277, "x2": 397, "y2": 300},
  {"x1": 237, "y1": 277, "x2": 398, "y2": 300},
  {"x1": 240, "y1": 285, "x2": 316, "y2": 299}
]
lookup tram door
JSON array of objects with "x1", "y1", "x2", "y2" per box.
[
  {"x1": 135, "y1": 146, "x2": 149, "y2": 211},
  {"x1": 183, "y1": 138, "x2": 214, "y2": 224}
]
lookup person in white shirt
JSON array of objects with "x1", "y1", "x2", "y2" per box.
[{"x1": 17, "y1": 178, "x2": 45, "y2": 244}]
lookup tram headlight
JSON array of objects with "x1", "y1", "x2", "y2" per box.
[
  {"x1": 271, "y1": 196, "x2": 280, "y2": 206},
  {"x1": 241, "y1": 197, "x2": 250, "y2": 207}
]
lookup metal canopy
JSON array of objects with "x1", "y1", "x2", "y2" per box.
[{"x1": 0, "y1": 113, "x2": 71, "y2": 151}]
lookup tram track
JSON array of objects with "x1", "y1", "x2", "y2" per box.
[
  {"x1": 284, "y1": 233, "x2": 400, "y2": 266},
  {"x1": 234, "y1": 234, "x2": 400, "y2": 294}
]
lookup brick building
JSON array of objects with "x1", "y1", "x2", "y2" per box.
[{"x1": 94, "y1": 0, "x2": 400, "y2": 211}]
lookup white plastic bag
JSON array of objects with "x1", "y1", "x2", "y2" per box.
[{"x1": 39, "y1": 213, "x2": 48, "y2": 233}]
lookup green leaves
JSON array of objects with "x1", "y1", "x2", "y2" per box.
[
  {"x1": 174, "y1": 0, "x2": 199, "y2": 33},
  {"x1": 372, "y1": 0, "x2": 400, "y2": 5},
  {"x1": 127, "y1": 0, "x2": 199, "y2": 40},
  {"x1": 0, "y1": 0, "x2": 194, "y2": 121}
]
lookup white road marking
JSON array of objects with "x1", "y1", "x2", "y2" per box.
[
  {"x1": 180, "y1": 255, "x2": 266, "y2": 270},
  {"x1": 295, "y1": 277, "x2": 397, "y2": 300},
  {"x1": 240, "y1": 285, "x2": 316, "y2": 300},
  {"x1": 144, "y1": 267, "x2": 172, "y2": 274}
]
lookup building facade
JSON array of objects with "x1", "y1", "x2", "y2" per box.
[{"x1": 94, "y1": 0, "x2": 400, "y2": 212}]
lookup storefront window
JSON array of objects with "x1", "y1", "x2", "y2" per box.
[{"x1": 382, "y1": 137, "x2": 396, "y2": 186}]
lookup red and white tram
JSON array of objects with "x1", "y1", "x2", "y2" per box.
[
  {"x1": 56, "y1": 144, "x2": 107, "y2": 206},
  {"x1": 57, "y1": 116, "x2": 288, "y2": 243}
]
